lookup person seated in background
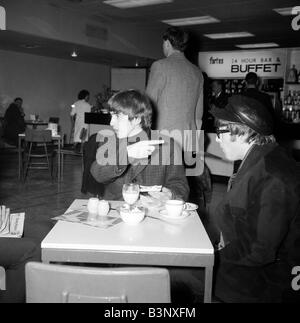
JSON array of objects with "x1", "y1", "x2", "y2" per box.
[
  {"x1": 0, "y1": 212, "x2": 53, "y2": 303},
  {"x1": 88, "y1": 89, "x2": 189, "y2": 202},
  {"x1": 3, "y1": 97, "x2": 26, "y2": 147},
  {"x1": 70, "y1": 89, "x2": 92, "y2": 153},
  {"x1": 209, "y1": 95, "x2": 300, "y2": 303}
]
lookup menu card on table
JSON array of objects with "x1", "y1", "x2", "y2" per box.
[
  {"x1": 0, "y1": 205, "x2": 25, "y2": 238},
  {"x1": 52, "y1": 209, "x2": 122, "y2": 229}
]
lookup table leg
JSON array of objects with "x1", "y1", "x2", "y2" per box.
[
  {"x1": 204, "y1": 266, "x2": 213, "y2": 303},
  {"x1": 58, "y1": 138, "x2": 61, "y2": 181},
  {"x1": 18, "y1": 135, "x2": 22, "y2": 181}
]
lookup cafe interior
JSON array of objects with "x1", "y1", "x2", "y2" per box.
[{"x1": 0, "y1": 0, "x2": 300, "y2": 304}]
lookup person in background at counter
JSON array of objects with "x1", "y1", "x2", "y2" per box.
[
  {"x1": 242, "y1": 72, "x2": 274, "y2": 118},
  {"x1": 210, "y1": 95, "x2": 300, "y2": 303},
  {"x1": 87, "y1": 90, "x2": 189, "y2": 202},
  {"x1": 70, "y1": 89, "x2": 92, "y2": 153},
  {"x1": 210, "y1": 80, "x2": 228, "y2": 110},
  {"x1": 3, "y1": 97, "x2": 26, "y2": 147}
]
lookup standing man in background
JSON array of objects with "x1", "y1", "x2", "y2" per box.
[
  {"x1": 146, "y1": 26, "x2": 203, "y2": 143},
  {"x1": 146, "y1": 27, "x2": 206, "y2": 208}
]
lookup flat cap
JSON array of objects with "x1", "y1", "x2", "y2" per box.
[{"x1": 211, "y1": 95, "x2": 274, "y2": 135}]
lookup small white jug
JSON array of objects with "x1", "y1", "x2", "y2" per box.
[{"x1": 87, "y1": 198, "x2": 99, "y2": 215}]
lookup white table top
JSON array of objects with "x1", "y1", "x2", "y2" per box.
[{"x1": 42, "y1": 199, "x2": 214, "y2": 255}]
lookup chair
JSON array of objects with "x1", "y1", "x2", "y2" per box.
[
  {"x1": 25, "y1": 262, "x2": 171, "y2": 303},
  {"x1": 23, "y1": 128, "x2": 53, "y2": 181},
  {"x1": 58, "y1": 128, "x2": 88, "y2": 179},
  {"x1": 0, "y1": 266, "x2": 5, "y2": 291}
]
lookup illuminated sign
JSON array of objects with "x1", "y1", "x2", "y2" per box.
[
  {"x1": 292, "y1": 6, "x2": 300, "y2": 31},
  {"x1": 198, "y1": 49, "x2": 286, "y2": 78},
  {"x1": 0, "y1": 6, "x2": 6, "y2": 30}
]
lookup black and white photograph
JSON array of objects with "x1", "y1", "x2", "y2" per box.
[{"x1": 0, "y1": 0, "x2": 299, "y2": 306}]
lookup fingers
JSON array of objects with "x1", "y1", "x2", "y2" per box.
[{"x1": 139, "y1": 140, "x2": 164, "y2": 146}]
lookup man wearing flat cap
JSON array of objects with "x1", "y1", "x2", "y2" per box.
[{"x1": 209, "y1": 95, "x2": 300, "y2": 303}]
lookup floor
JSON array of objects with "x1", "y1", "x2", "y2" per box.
[{"x1": 0, "y1": 147, "x2": 87, "y2": 225}]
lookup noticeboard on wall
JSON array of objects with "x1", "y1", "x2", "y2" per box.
[{"x1": 111, "y1": 68, "x2": 147, "y2": 92}]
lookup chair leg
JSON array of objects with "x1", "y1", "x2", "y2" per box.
[
  {"x1": 61, "y1": 153, "x2": 64, "y2": 179},
  {"x1": 44, "y1": 144, "x2": 52, "y2": 180},
  {"x1": 23, "y1": 143, "x2": 32, "y2": 182}
]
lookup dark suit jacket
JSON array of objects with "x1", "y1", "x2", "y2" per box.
[
  {"x1": 83, "y1": 132, "x2": 189, "y2": 201},
  {"x1": 214, "y1": 143, "x2": 300, "y2": 303}
]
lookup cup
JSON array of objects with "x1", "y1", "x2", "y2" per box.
[
  {"x1": 165, "y1": 200, "x2": 184, "y2": 218},
  {"x1": 97, "y1": 200, "x2": 110, "y2": 217},
  {"x1": 87, "y1": 198, "x2": 99, "y2": 215}
]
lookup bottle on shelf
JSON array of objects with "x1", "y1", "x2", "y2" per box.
[
  {"x1": 281, "y1": 90, "x2": 300, "y2": 123},
  {"x1": 286, "y1": 64, "x2": 298, "y2": 83}
]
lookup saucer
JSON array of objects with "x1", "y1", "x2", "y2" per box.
[
  {"x1": 184, "y1": 202, "x2": 198, "y2": 211},
  {"x1": 159, "y1": 209, "x2": 190, "y2": 222}
]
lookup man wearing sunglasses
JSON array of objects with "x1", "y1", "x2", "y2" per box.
[{"x1": 210, "y1": 95, "x2": 300, "y2": 303}]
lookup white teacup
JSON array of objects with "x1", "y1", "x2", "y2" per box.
[{"x1": 165, "y1": 200, "x2": 185, "y2": 218}]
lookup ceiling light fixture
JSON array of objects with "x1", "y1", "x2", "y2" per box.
[
  {"x1": 273, "y1": 7, "x2": 296, "y2": 16},
  {"x1": 236, "y1": 43, "x2": 279, "y2": 49},
  {"x1": 103, "y1": 0, "x2": 173, "y2": 9},
  {"x1": 162, "y1": 16, "x2": 220, "y2": 26},
  {"x1": 21, "y1": 44, "x2": 41, "y2": 49},
  {"x1": 71, "y1": 50, "x2": 78, "y2": 58},
  {"x1": 204, "y1": 32, "x2": 254, "y2": 39}
]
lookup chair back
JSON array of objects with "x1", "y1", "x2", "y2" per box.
[
  {"x1": 25, "y1": 129, "x2": 52, "y2": 143},
  {"x1": 48, "y1": 117, "x2": 59, "y2": 124},
  {"x1": 25, "y1": 262, "x2": 171, "y2": 303}
]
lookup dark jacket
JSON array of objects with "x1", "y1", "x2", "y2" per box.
[
  {"x1": 214, "y1": 143, "x2": 300, "y2": 303},
  {"x1": 82, "y1": 132, "x2": 189, "y2": 201},
  {"x1": 3, "y1": 103, "x2": 26, "y2": 146},
  {"x1": 210, "y1": 91, "x2": 229, "y2": 110},
  {"x1": 81, "y1": 133, "x2": 105, "y2": 197}
]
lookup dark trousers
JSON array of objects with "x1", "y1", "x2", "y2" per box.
[
  {"x1": 169, "y1": 267, "x2": 205, "y2": 303},
  {"x1": 0, "y1": 220, "x2": 53, "y2": 303}
]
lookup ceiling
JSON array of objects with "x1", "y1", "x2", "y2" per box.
[{"x1": 1, "y1": 0, "x2": 300, "y2": 67}]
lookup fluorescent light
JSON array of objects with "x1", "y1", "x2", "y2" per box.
[
  {"x1": 273, "y1": 7, "x2": 296, "y2": 16},
  {"x1": 236, "y1": 43, "x2": 279, "y2": 49},
  {"x1": 162, "y1": 16, "x2": 220, "y2": 26},
  {"x1": 103, "y1": 0, "x2": 173, "y2": 9},
  {"x1": 204, "y1": 32, "x2": 254, "y2": 39}
]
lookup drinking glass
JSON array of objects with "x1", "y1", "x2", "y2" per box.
[{"x1": 122, "y1": 183, "x2": 140, "y2": 209}]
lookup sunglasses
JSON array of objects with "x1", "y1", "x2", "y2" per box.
[{"x1": 216, "y1": 127, "x2": 231, "y2": 138}]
